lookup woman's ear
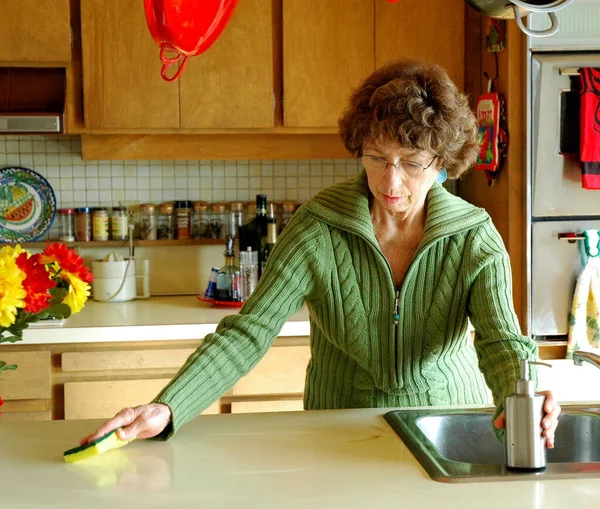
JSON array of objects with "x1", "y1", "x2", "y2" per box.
[{"x1": 436, "y1": 168, "x2": 447, "y2": 184}]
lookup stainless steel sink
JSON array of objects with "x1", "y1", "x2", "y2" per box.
[{"x1": 384, "y1": 405, "x2": 600, "y2": 482}]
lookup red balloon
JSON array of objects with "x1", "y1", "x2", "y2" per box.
[{"x1": 144, "y1": 0, "x2": 239, "y2": 82}]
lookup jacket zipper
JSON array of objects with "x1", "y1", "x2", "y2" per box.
[{"x1": 393, "y1": 289, "x2": 400, "y2": 326}]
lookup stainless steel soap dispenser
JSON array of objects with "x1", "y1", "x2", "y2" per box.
[{"x1": 505, "y1": 359, "x2": 552, "y2": 471}]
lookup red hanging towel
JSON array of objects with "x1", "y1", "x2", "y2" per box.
[{"x1": 580, "y1": 68, "x2": 600, "y2": 190}]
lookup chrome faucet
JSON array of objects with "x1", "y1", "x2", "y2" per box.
[{"x1": 573, "y1": 351, "x2": 600, "y2": 370}]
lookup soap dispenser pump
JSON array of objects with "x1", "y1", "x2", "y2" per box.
[{"x1": 505, "y1": 359, "x2": 552, "y2": 471}]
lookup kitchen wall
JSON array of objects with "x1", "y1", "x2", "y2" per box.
[
  {"x1": 0, "y1": 134, "x2": 361, "y2": 295},
  {"x1": 0, "y1": 134, "x2": 458, "y2": 295},
  {"x1": 0, "y1": 135, "x2": 362, "y2": 240}
]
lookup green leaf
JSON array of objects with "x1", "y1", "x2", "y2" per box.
[
  {"x1": 49, "y1": 286, "x2": 68, "y2": 301},
  {"x1": 0, "y1": 361, "x2": 18, "y2": 373},
  {"x1": 45, "y1": 303, "x2": 72, "y2": 320}
]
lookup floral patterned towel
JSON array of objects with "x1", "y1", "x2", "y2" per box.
[{"x1": 567, "y1": 230, "x2": 600, "y2": 358}]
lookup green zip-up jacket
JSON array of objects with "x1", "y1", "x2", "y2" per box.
[{"x1": 155, "y1": 170, "x2": 537, "y2": 435}]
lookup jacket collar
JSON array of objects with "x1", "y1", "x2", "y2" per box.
[{"x1": 303, "y1": 170, "x2": 490, "y2": 249}]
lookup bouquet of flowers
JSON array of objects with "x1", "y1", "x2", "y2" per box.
[{"x1": 0, "y1": 242, "x2": 94, "y2": 378}]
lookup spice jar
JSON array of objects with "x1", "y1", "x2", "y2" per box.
[
  {"x1": 158, "y1": 202, "x2": 175, "y2": 240},
  {"x1": 139, "y1": 203, "x2": 158, "y2": 240},
  {"x1": 92, "y1": 208, "x2": 109, "y2": 241},
  {"x1": 280, "y1": 201, "x2": 297, "y2": 233},
  {"x1": 111, "y1": 206, "x2": 128, "y2": 240},
  {"x1": 191, "y1": 201, "x2": 210, "y2": 239},
  {"x1": 209, "y1": 202, "x2": 227, "y2": 239},
  {"x1": 75, "y1": 207, "x2": 93, "y2": 242},
  {"x1": 175, "y1": 200, "x2": 192, "y2": 240},
  {"x1": 246, "y1": 201, "x2": 257, "y2": 223},
  {"x1": 228, "y1": 201, "x2": 245, "y2": 239},
  {"x1": 57, "y1": 208, "x2": 75, "y2": 242}
]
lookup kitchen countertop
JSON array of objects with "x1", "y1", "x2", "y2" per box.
[
  {"x1": 15, "y1": 296, "x2": 310, "y2": 344},
  {"x1": 1, "y1": 406, "x2": 598, "y2": 509}
]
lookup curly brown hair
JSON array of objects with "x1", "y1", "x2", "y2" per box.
[{"x1": 338, "y1": 59, "x2": 478, "y2": 179}]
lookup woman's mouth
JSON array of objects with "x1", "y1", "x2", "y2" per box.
[{"x1": 381, "y1": 193, "x2": 404, "y2": 205}]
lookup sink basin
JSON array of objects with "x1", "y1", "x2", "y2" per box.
[{"x1": 384, "y1": 405, "x2": 600, "y2": 483}]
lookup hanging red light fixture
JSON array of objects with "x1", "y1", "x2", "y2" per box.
[{"x1": 144, "y1": 0, "x2": 239, "y2": 82}]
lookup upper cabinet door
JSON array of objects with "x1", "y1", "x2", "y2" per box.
[
  {"x1": 80, "y1": 0, "x2": 179, "y2": 129},
  {"x1": 0, "y1": 0, "x2": 71, "y2": 63},
  {"x1": 283, "y1": 0, "x2": 375, "y2": 128},
  {"x1": 376, "y1": 0, "x2": 465, "y2": 90},
  {"x1": 180, "y1": 0, "x2": 274, "y2": 129}
]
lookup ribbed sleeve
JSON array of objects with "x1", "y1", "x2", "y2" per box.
[{"x1": 153, "y1": 212, "x2": 325, "y2": 437}]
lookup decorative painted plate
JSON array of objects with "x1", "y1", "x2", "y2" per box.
[{"x1": 0, "y1": 167, "x2": 56, "y2": 242}]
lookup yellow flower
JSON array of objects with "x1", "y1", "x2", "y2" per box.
[
  {"x1": 61, "y1": 272, "x2": 91, "y2": 315},
  {"x1": 0, "y1": 247, "x2": 27, "y2": 327}
]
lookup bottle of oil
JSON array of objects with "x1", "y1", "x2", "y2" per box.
[
  {"x1": 216, "y1": 237, "x2": 241, "y2": 301},
  {"x1": 261, "y1": 204, "x2": 278, "y2": 273}
]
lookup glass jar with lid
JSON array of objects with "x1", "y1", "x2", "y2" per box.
[
  {"x1": 191, "y1": 201, "x2": 210, "y2": 239},
  {"x1": 209, "y1": 202, "x2": 227, "y2": 239},
  {"x1": 175, "y1": 200, "x2": 193, "y2": 240},
  {"x1": 92, "y1": 208, "x2": 109, "y2": 241},
  {"x1": 228, "y1": 201, "x2": 245, "y2": 239},
  {"x1": 75, "y1": 207, "x2": 93, "y2": 242},
  {"x1": 111, "y1": 206, "x2": 129, "y2": 240},
  {"x1": 139, "y1": 203, "x2": 158, "y2": 240},
  {"x1": 57, "y1": 208, "x2": 75, "y2": 242},
  {"x1": 157, "y1": 202, "x2": 175, "y2": 240}
]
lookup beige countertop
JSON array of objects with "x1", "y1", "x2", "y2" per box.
[
  {"x1": 16, "y1": 296, "x2": 310, "y2": 344},
  {"x1": 1, "y1": 407, "x2": 598, "y2": 508}
]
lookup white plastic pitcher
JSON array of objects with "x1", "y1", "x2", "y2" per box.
[{"x1": 92, "y1": 252, "x2": 151, "y2": 302}]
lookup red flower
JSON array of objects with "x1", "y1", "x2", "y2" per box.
[
  {"x1": 0, "y1": 396, "x2": 3, "y2": 407},
  {"x1": 40, "y1": 242, "x2": 94, "y2": 283},
  {"x1": 15, "y1": 252, "x2": 56, "y2": 313}
]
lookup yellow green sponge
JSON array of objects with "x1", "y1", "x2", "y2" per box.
[{"x1": 63, "y1": 428, "x2": 133, "y2": 463}]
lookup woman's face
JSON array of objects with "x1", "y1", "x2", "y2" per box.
[{"x1": 361, "y1": 141, "x2": 440, "y2": 217}]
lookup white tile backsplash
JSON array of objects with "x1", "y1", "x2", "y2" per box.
[{"x1": 0, "y1": 134, "x2": 362, "y2": 241}]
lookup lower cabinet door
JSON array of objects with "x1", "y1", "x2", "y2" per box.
[
  {"x1": 64, "y1": 379, "x2": 219, "y2": 419},
  {"x1": 230, "y1": 399, "x2": 304, "y2": 414}
]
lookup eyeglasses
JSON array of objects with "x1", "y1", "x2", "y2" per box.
[{"x1": 360, "y1": 154, "x2": 436, "y2": 178}]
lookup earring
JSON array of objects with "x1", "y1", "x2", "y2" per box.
[{"x1": 436, "y1": 168, "x2": 447, "y2": 184}]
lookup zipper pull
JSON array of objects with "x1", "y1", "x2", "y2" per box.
[{"x1": 393, "y1": 290, "x2": 400, "y2": 326}]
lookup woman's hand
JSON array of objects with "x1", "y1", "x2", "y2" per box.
[
  {"x1": 493, "y1": 390, "x2": 561, "y2": 448},
  {"x1": 80, "y1": 403, "x2": 172, "y2": 445}
]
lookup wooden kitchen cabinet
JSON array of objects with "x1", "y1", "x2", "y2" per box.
[
  {"x1": 80, "y1": 0, "x2": 180, "y2": 129},
  {"x1": 375, "y1": 0, "x2": 466, "y2": 90},
  {"x1": 282, "y1": 0, "x2": 466, "y2": 129},
  {"x1": 0, "y1": 0, "x2": 71, "y2": 64},
  {"x1": 1, "y1": 338, "x2": 311, "y2": 421},
  {"x1": 80, "y1": 0, "x2": 273, "y2": 130},
  {"x1": 0, "y1": 351, "x2": 52, "y2": 421},
  {"x1": 180, "y1": 0, "x2": 274, "y2": 129},
  {"x1": 283, "y1": 0, "x2": 375, "y2": 128}
]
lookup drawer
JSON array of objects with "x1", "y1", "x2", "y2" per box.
[
  {"x1": 61, "y1": 348, "x2": 196, "y2": 372},
  {"x1": 230, "y1": 399, "x2": 304, "y2": 414},
  {"x1": 232, "y1": 346, "x2": 310, "y2": 396},
  {"x1": 64, "y1": 378, "x2": 219, "y2": 419},
  {"x1": 0, "y1": 351, "x2": 51, "y2": 400},
  {"x1": 0, "y1": 411, "x2": 52, "y2": 422}
]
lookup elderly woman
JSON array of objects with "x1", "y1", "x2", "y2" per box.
[{"x1": 82, "y1": 59, "x2": 560, "y2": 446}]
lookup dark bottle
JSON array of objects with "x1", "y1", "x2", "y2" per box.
[
  {"x1": 261, "y1": 204, "x2": 278, "y2": 273},
  {"x1": 239, "y1": 194, "x2": 268, "y2": 277},
  {"x1": 216, "y1": 237, "x2": 241, "y2": 301}
]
